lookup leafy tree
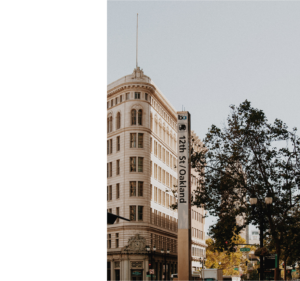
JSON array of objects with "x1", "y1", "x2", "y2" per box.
[
  {"x1": 191, "y1": 100, "x2": 300, "y2": 280},
  {"x1": 205, "y1": 235, "x2": 255, "y2": 276}
]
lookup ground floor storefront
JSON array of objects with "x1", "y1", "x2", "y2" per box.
[{"x1": 107, "y1": 253, "x2": 177, "y2": 281}]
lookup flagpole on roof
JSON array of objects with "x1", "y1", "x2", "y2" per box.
[{"x1": 136, "y1": 13, "x2": 138, "y2": 68}]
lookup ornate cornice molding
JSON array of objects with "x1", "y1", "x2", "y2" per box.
[{"x1": 107, "y1": 83, "x2": 156, "y2": 97}]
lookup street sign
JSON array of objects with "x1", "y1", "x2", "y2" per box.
[
  {"x1": 149, "y1": 269, "x2": 155, "y2": 274},
  {"x1": 234, "y1": 268, "x2": 239, "y2": 271},
  {"x1": 240, "y1": 248, "x2": 250, "y2": 252}
]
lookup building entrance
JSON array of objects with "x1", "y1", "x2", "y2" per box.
[
  {"x1": 131, "y1": 269, "x2": 143, "y2": 280},
  {"x1": 115, "y1": 269, "x2": 120, "y2": 281}
]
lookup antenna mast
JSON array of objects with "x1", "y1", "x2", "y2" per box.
[{"x1": 136, "y1": 13, "x2": 138, "y2": 68}]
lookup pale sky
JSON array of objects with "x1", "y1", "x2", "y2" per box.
[{"x1": 108, "y1": 1, "x2": 300, "y2": 236}]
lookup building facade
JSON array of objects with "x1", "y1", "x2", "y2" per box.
[{"x1": 107, "y1": 67, "x2": 207, "y2": 280}]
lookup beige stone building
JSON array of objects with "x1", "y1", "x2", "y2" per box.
[{"x1": 107, "y1": 67, "x2": 207, "y2": 281}]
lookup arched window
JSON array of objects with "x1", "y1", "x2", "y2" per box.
[
  {"x1": 131, "y1": 109, "x2": 136, "y2": 125},
  {"x1": 138, "y1": 109, "x2": 142, "y2": 125},
  {"x1": 107, "y1": 117, "x2": 109, "y2": 133},
  {"x1": 109, "y1": 116, "x2": 113, "y2": 132},
  {"x1": 116, "y1": 112, "x2": 121, "y2": 129}
]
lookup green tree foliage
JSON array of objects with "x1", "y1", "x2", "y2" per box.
[{"x1": 191, "y1": 100, "x2": 300, "y2": 280}]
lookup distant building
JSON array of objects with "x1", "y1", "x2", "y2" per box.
[{"x1": 249, "y1": 230, "x2": 259, "y2": 245}]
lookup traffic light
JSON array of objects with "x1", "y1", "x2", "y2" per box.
[{"x1": 149, "y1": 263, "x2": 151, "y2": 267}]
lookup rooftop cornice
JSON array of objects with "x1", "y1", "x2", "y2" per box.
[{"x1": 107, "y1": 82, "x2": 156, "y2": 97}]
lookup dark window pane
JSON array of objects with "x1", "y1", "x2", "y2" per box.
[
  {"x1": 138, "y1": 109, "x2": 142, "y2": 125},
  {"x1": 138, "y1": 157, "x2": 143, "y2": 172},
  {"x1": 138, "y1": 182, "x2": 143, "y2": 196},
  {"x1": 131, "y1": 109, "x2": 136, "y2": 125},
  {"x1": 130, "y1": 133, "x2": 136, "y2": 148},
  {"x1": 130, "y1": 206, "x2": 136, "y2": 221},
  {"x1": 138, "y1": 206, "x2": 143, "y2": 221},
  {"x1": 130, "y1": 181, "x2": 136, "y2": 196},
  {"x1": 130, "y1": 157, "x2": 136, "y2": 172},
  {"x1": 138, "y1": 133, "x2": 143, "y2": 148}
]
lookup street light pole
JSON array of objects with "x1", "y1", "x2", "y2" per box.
[
  {"x1": 146, "y1": 245, "x2": 156, "y2": 281},
  {"x1": 161, "y1": 248, "x2": 170, "y2": 281},
  {"x1": 250, "y1": 193, "x2": 273, "y2": 281},
  {"x1": 259, "y1": 215, "x2": 264, "y2": 281}
]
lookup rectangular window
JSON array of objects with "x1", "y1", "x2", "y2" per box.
[
  {"x1": 115, "y1": 97, "x2": 118, "y2": 105},
  {"x1": 126, "y1": 93, "x2": 130, "y2": 100},
  {"x1": 116, "y1": 183, "x2": 120, "y2": 199},
  {"x1": 138, "y1": 157, "x2": 143, "y2": 172},
  {"x1": 130, "y1": 181, "x2": 136, "y2": 196},
  {"x1": 115, "y1": 233, "x2": 119, "y2": 247},
  {"x1": 117, "y1": 136, "x2": 120, "y2": 151},
  {"x1": 162, "y1": 191, "x2": 165, "y2": 207},
  {"x1": 109, "y1": 186, "x2": 112, "y2": 200},
  {"x1": 120, "y1": 95, "x2": 122, "y2": 102},
  {"x1": 130, "y1": 206, "x2": 136, "y2": 221},
  {"x1": 158, "y1": 189, "x2": 161, "y2": 204},
  {"x1": 130, "y1": 133, "x2": 136, "y2": 148},
  {"x1": 116, "y1": 208, "x2": 119, "y2": 223},
  {"x1": 138, "y1": 206, "x2": 143, "y2": 221},
  {"x1": 107, "y1": 101, "x2": 109, "y2": 109},
  {"x1": 138, "y1": 181, "x2": 143, "y2": 196},
  {"x1": 150, "y1": 184, "x2": 152, "y2": 200},
  {"x1": 166, "y1": 172, "x2": 169, "y2": 187},
  {"x1": 135, "y1": 92, "x2": 140, "y2": 99},
  {"x1": 138, "y1": 133, "x2": 143, "y2": 148},
  {"x1": 154, "y1": 141, "x2": 157, "y2": 156},
  {"x1": 111, "y1": 100, "x2": 114, "y2": 107},
  {"x1": 166, "y1": 194, "x2": 170, "y2": 208},
  {"x1": 107, "y1": 140, "x2": 109, "y2": 155},
  {"x1": 145, "y1": 93, "x2": 148, "y2": 100},
  {"x1": 154, "y1": 187, "x2": 157, "y2": 202},
  {"x1": 150, "y1": 137, "x2": 152, "y2": 152},
  {"x1": 158, "y1": 167, "x2": 161, "y2": 181},
  {"x1": 158, "y1": 145, "x2": 161, "y2": 159},
  {"x1": 110, "y1": 139, "x2": 113, "y2": 154},
  {"x1": 162, "y1": 170, "x2": 165, "y2": 184},
  {"x1": 116, "y1": 160, "x2": 120, "y2": 175},
  {"x1": 109, "y1": 162, "x2": 112, "y2": 177},
  {"x1": 150, "y1": 161, "x2": 152, "y2": 176},
  {"x1": 130, "y1": 157, "x2": 136, "y2": 172},
  {"x1": 154, "y1": 164, "x2": 157, "y2": 179},
  {"x1": 162, "y1": 148, "x2": 165, "y2": 162}
]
